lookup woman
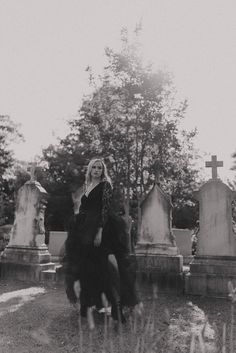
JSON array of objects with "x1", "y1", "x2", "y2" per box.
[{"x1": 65, "y1": 158, "x2": 140, "y2": 322}]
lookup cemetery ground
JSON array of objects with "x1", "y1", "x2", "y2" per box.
[{"x1": 0, "y1": 280, "x2": 235, "y2": 353}]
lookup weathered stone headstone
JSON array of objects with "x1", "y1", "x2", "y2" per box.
[
  {"x1": 1, "y1": 179, "x2": 54, "y2": 281},
  {"x1": 48, "y1": 231, "x2": 67, "y2": 262},
  {"x1": 137, "y1": 183, "x2": 178, "y2": 254},
  {"x1": 135, "y1": 183, "x2": 183, "y2": 293},
  {"x1": 186, "y1": 155, "x2": 236, "y2": 297},
  {"x1": 173, "y1": 228, "x2": 193, "y2": 264},
  {"x1": 195, "y1": 180, "x2": 236, "y2": 256}
]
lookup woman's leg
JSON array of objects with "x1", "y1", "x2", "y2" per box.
[
  {"x1": 106, "y1": 254, "x2": 125, "y2": 323},
  {"x1": 65, "y1": 271, "x2": 78, "y2": 304},
  {"x1": 117, "y1": 254, "x2": 140, "y2": 307}
]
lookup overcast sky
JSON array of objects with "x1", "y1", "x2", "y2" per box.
[{"x1": 1, "y1": 0, "x2": 236, "y2": 181}]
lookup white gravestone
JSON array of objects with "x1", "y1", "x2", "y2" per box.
[
  {"x1": 173, "y1": 228, "x2": 193, "y2": 265},
  {"x1": 135, "y1": 183, "x2": 183, "y2": 294},
  {"x1": 9, "y1": 181, "x2": 48, "y2": 247},
  {"x1": 136, "y1": 183, "x2": 178, "y2": 255},
  {"x1": 1, "y1": 176, "x2": 54, "y2": 281},
  {"x1": 186, "y1": 155, "x2": 236, "y2": 297},
  {"x1": 173, "y1": 228, "x2": 192, "y2": 256},
  {"x1": 48, "y1": 231, "x2": 67, "y2": 261},
  {"x1": 195, "y1": 156, "x2": 236, "y2": 256}
]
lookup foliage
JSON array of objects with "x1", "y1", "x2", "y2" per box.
[
  {"x1": 0, "y1": 115, "x2": 23, "y2": 225},
  {"x1": 41, "y1": 144, "x2": 88, "y2": 231},
  {"x1": 43, "y1": 27, "x2": 200, "y2": 230},
  {"x1": 227, "y1": 176, "x2": 236, "y2": 225},
  {"x1": 0, "y1": 116, "x2": 20, "y2": 175}
]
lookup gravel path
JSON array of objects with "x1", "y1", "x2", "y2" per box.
[{"x1": 0, "y1": 280, "x2": 234, "y2": 353}]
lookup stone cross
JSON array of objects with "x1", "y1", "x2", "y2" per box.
[{"x1": 205, "y1": 155, "x2": 223, "y2": 180}]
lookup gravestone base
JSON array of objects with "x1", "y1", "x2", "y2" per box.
[
  {"x1": 40, "y1": 264, "x2": 64, "y2": 283},
  {"x1": 133, "y1": 251, "x2": 184, "y2": 294},
  {"x1": 136, "y1": 243, "x2": 179, "y2": 256},
  {"x1": 0, "y1": 245, "x2": 55, "y2": 281},
  {"x1": 184, "y1": 255, "x2": 194, "y2": 265},
  {"x1": 185, "y1": 255, "x2": 236, "y2": 297}
]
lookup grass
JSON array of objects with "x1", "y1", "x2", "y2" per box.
[
  {"x1": 1, "y1": 280, "x2": 236, "y2": 352},
  {"x1": 71, "y1": 282, "x2": 236, "y2": 353}
]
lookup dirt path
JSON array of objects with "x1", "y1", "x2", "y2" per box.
[{"x1": 0, "y1": 280, "x2": 233, "y2": 353}]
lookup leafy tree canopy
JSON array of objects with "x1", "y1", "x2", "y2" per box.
[
  {"x1": 43, "y1": 27, "x2": 200, "y2": 229},
  {"x1": 0, "y1": 115, "x2": 23, "y2": 225}
]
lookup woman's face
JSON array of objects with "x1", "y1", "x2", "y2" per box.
[{"x1": 91, "y1": 161, "x2": 103, "y2": 180}]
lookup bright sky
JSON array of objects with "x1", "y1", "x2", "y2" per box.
[{"x1": 1, "y1": 0, "x2": 236, "y2": 182}]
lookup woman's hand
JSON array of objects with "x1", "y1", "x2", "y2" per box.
[{"x1": 94, "y1": 228, "x2": 102, "y2": 247}]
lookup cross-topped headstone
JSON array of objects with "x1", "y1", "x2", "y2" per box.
[{"x1": 205, "y1": 155, "x2": 223, "y2": 180}]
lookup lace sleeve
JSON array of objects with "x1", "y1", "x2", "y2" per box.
[{"x1": 99, "y1": 181, "x2": 113, "y2": 227}]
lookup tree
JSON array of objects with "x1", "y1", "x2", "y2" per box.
[
  {"x1": 0, "y1": 115, "x2": 23, "y2": 225},
  {"x1": 0, "y1": 115, "x2": 22, "y2": 177},
  {"x1": 43, "y1": 27, "x2": 200, "y2": 230},
  {"x1": 41, "y1": 143, "x2": 90, "y2": 231}
]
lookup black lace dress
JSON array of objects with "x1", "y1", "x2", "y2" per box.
[{"x1": 64, "y1": 180, "x2": 139, "y2": 310}]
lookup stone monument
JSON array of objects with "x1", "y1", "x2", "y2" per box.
[
  {"x1": 186, "y1": 155, "x2": 236, "y2": 296},
  {"x1": 48, "y1": 231, "x2": 67, "y2": 262},
  {"x1": 172, "y1": 228, "x2": 193, "y2": 265},
  {"x1": 135, "y1": 182, "x2": 183, "y2": 293},
  {"x1": 0, "y1": 166, "x2": 55, "y2": 281}
]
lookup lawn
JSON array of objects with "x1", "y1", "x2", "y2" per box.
[{"x1": 0, "y1": 280, "x2": 234, "y2": 353}]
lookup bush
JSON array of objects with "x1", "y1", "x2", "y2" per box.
[{"x1": 0, "y1": 224, "x2": 12, "y2": 252}]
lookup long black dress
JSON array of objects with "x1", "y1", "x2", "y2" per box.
[{"x1": 64, "y1": 180, "x2": 139, "y2": 314}]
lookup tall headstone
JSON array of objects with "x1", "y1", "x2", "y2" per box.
[
  {"x1": 186, "y1": 155, "x2": 236, "y2": 297},
  {"x1": 136, "y1": 183, "x2": 178, "y2": 254},
  {"x1": 135, "y1": 183, "x2": 183, "y2": 293},
  {"x1": 1, "y1": 178, "x2": 54, "y2": 281}
]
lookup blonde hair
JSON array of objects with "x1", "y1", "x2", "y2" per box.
[{"x1": 85, "y1": 158, "x2": 112, "y2": 186}]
